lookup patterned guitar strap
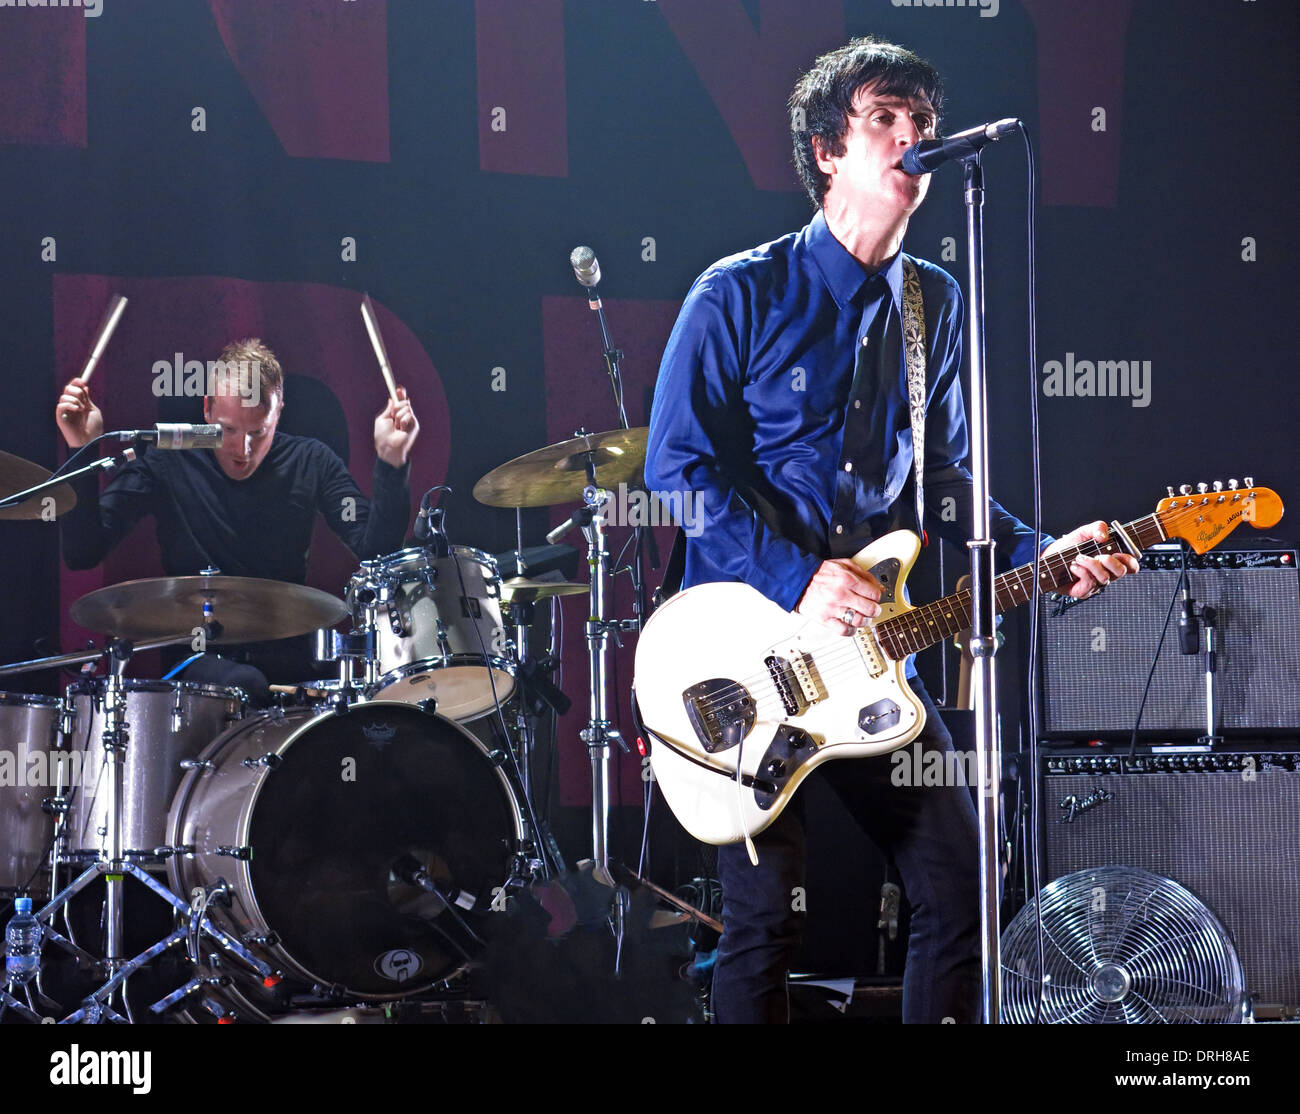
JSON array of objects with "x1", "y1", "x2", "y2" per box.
[{"x1": 900, "y1": 256, "x2": 929, "y2": 546}]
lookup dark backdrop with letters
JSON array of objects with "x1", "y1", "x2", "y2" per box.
[{"x1": 1, "y1": 1, "x2": 1296, "y2": 862}]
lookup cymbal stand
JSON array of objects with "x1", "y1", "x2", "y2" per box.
[
  {"x1": 31, "y1": 638, "x2": 275, "y2": 1022},
  {"x1": 574, "y1": 457, "x2": 636, "y2": 966}
]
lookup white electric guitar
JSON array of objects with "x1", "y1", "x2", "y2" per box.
[{"x1": 632, "y1": 483, "x2": 1283, "y2": 847}]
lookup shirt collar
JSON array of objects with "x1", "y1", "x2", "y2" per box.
[{"x1": 805, "y1": 208, "x2": 905, "y2": 312}]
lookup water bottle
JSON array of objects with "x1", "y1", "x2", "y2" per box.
[{"x1": 4, "y1": 897, "x2": 43, "y2": 986}]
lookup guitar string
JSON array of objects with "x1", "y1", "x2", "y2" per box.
[
  {"x1": 690, "y1": 525, "x2": 1141, "y2": 716},
  {"x1": 685, "y1": 498, "x2": 1246, "y2": 721}
]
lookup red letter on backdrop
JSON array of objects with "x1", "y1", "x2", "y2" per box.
[
  {"x1": 208, "y1": 0, "x2": 391, "y2": 162},
  {"x1": 477, "y1": 0, "x2": 568, "y2": 177},
  {"x1": 658, "y1": 0, "x2": 845, "y2": 192},
  {"x1": 0, "y1": 6, "x2": 86, "y2": 148}
]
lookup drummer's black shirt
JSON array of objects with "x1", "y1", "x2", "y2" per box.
[
  {"x1": 60, "y1": 435, "x2": 410, "y2": 688},
  {"x1": 62, "y1": 433, "x2": 410, "y2": 580}
]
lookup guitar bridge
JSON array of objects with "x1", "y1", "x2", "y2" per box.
[{"x1": 683, "y1": 679, "x2": 755, "y2": 754}]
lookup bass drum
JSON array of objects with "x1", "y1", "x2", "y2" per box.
[{"x1": 166, "y1": 701, "x2": 526, "y2": 1000}]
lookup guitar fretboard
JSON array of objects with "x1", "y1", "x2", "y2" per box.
[{"x1": 874, "y1": 514, "x2": 1167, "y2": 660}]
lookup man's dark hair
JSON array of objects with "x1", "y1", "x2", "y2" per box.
[{"x1": 790, "y1": 37, "x2": 945, "y2": 209}]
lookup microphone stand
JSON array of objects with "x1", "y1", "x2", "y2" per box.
[
  {"x1": 0, "y1": 449, "x2": 133, "y2": 511},
  {"x1": 960, "y1": 151, "x2": 1004, "y2": 1024},
  {"x1": 585, "y1": 291, "x2": 650, "y2": 629}
]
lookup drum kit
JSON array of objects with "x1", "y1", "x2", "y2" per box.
[{"x1": 0, "y1": 424, "x2": 657, "y2": 1023}]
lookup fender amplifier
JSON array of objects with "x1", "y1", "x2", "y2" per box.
[
  {"x1": 1040, "y1": 745, "x2": 1300, "y2": 1012},
  {"x1": 1040, "y1": 549, "x2": 1300, "y2": 736}
]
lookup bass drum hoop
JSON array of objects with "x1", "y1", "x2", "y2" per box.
[{"x1": 166, "y1": 701, "x2": 525, "y2": 1000}]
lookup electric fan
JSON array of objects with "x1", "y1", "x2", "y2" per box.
[{"x1": 1001, "y1": 866, "x2": 1247, "y2": 1023}]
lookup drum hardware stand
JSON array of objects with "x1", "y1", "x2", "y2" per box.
[
  {"x1": 26, "y1": 639, "x2": 276, "y2": 1022},
  {"x1": 0, "y1": 444, "x2": 134, "y2": 514},
  {"x1": 314, "y1": 628, "x2": 377, "y2": 703},
  {"x1": 573, "y1": 457, "x2": 638, "y2": 965}
]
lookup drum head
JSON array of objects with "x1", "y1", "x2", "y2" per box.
[{"x1": 247, "y1": 703, "x2": 521, "y2": 996}]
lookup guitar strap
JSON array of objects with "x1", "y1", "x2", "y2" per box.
[{"x1": 900, "y1": 256, "x2": 928, "y2": 545}]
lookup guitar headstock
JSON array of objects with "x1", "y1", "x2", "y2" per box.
[{"x1": 1156, "y1": 479, "x2": 1283, "y2": 554}]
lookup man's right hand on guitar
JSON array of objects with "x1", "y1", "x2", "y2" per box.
[
  {"x1": 796, "y1": 558, "x2": 883, "y2": 634},
  {"x1": 56, "y1": 376, "x2": 104, "y2": 449}
]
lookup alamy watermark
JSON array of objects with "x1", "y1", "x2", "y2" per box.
[
  {"x1": 891, "y1": 0, "x2": 999, "y2": 18},
  {"x1": 1, "y1": 0, "x2": 103, "y2": 17},
  {"x1": 890, "y1": 741, "x2": 997, "y2": 796},
  {"x1": 151, "y1": 355, "x2": 263, "y2": 407},
  {"x1": 1041, "y1": 353, "x2": 1152, "y2": 408},
  {"x1": 0, "y1": 744, "x2": 83, "y2": 788},
  {"x1": 601, "y1": 483, "x2": 703, "y2": 537}
]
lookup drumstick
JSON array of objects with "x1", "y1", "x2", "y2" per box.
[
  {"x1": 80, "y1": 293, "x2": 128, "y2": 384},
  {"x1": 360, "y1": 293, "x2": 399, "y2": 405}
]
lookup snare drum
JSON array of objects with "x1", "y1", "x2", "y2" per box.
[
  {"x1": 0, "y1": 692, "x2": 62, "y2": 897},
  {"x1": 167, "y1": 700, "x2": 527, "y2": 998},
  {"x1": 63, "y1": 679, "x2": 245, "y2": 862},
  {"x1": 347, "y1": 547, "x2": 516, "y2": 721}
]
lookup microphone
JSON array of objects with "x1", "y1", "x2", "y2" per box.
[
  {"x1": 412, "y1": 490, "x2": 433, "y2": 544},
  {"x1": 413, "y1": 484, "x2": 453, "y2": 552},
  {"x1": 901, "y1": 117, "x2": 1020, "y2": 175},
  {"x1": 546, "y1": 505, "x2": 597, "y2": 546},
  {"x1": 123, "y1": 423, "x2": 223, "y2": 450},
  {"x1": 1178, "y1": 571, "x2": 1200, "y2": 655},
  {"x1": 570, "y1": 245, "x2": 602, "y2": 309}
]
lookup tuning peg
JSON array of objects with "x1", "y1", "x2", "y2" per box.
[
  {"x1": 1212, "y1": 480, "x2": 1224, "y2": 492},
  {"x1": 1228, "y1": 479, "x2": 1239, "y2": 490},
  {"x1": 1166, "y1": 485, "x2": 1175, "y2": 498},
  {"x1": 1179, "y1": 484, "x2": 1192, "y2": 496},
  {"x1": 1196, "y1": 482, "x2": 1208, "y2": 494},
  {"x1": 1245, "y1": 476, "x2": 1255, "y2": 488}
]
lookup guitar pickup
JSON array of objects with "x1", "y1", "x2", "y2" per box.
[
  {"x1": 855, "y1": 627, "x2": 888, "y2": 677},
  {"x1": 788, "y1": 651, "x2": 826, "y2": 706},
  {"x1": 683, "y1": 679, "x2": 755, "y2": 753},
  {"x1": 765, "y1": 654, "x2": 811, "y2": 717}
]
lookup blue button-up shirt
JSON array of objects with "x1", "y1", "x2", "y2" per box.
[{"x1": 646, "y1": 209, "x2": 1044, "y2": 617}]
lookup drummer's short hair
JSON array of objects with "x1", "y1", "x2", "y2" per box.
[{"x1": 208, "y1": 338, "x2": 284, "y2": 408}]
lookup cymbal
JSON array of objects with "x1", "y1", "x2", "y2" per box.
[
  {"x1": 473, "y1": 428, "x2": 648, "y2": 508},
  {"x1": 70, "y1": 574, "x2": 348, "y2": 643},
  {"x1": 500, "y1": 577, "x2": 589, "y2": 604},
  {"x1": 0, "y1": 450, "x2": 77, "y2": 521}
]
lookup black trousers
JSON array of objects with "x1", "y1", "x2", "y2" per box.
[{"x1": 712, "y1": 676, "x2": 982, "y2": 1023}]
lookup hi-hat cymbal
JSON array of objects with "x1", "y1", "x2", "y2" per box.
[
  {"x1": 70, "y1": 575, "x2": 348, "y2": 643},
  {"x1": 0, "y1": 450, "x2": 77, "y2": 521},
  {"x1": 473, "y1": 428, "x2": 648, "y2": 508},
  {"x1": 500, "y1": 577, "x2": 589, "y2": 604}
]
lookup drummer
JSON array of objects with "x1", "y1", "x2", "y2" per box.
[{"x1": 55, "y1": 338, "x2": 419, "y2": 695}]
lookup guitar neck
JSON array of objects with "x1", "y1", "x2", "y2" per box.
[{"x1": 875, "y1": 514, "x2": 1166, "y2": 660}]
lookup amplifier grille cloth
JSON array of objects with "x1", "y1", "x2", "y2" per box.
[
  {"x1": 1041, "y1": 567, "x2": 1300, "y2": 733},
  {"x1": 1043, "y1": 766, "x2": 1300, "y2": 1008}
]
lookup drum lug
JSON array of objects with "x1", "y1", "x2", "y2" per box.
[
  {"x1": 486, "y1": 749, "x2": 508, "y2": 767},
  {"x1": 180, "y1": 757, "x2": 216, "y2": 772},
  {"x1": 215, "y1": 845, "x2": 253, "y2": 861},
  {"x1": 156, "y1": 843, "x2": 194, "y2": 858},
  {"x1": 244, "y1": 931, "x2": 279, "y2": 949},
  {"x1": 150, "y1": 844, "x2": 192, "y2": 860},
  {"x1": 240, "y1": 753, "x2": 283, "y2": 771},
  {"x1": 417, "y1": 697, "x2": 439, "y2": 717}
]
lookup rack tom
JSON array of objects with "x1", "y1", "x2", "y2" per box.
[{"x1": 347, "y1": 547, "x2": 516, "y2": 721}]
